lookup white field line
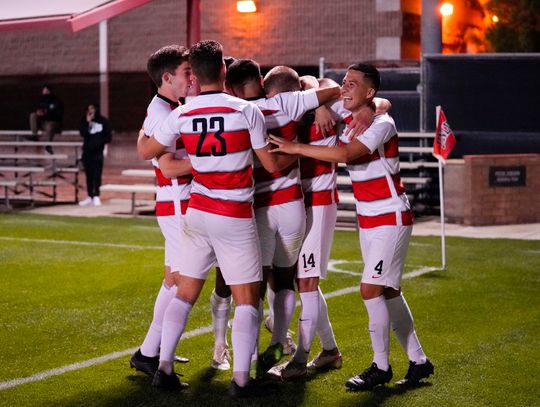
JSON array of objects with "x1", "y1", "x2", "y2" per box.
[
  {"x1": 0, "y1": 236, "x2": 162, "y2": 251},
  {"x1": 0, "y1": 262, "x2": 440, "y2": 391}
]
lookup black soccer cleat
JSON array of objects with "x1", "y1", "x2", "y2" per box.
[
  {"x1": 346, "y1": 363, "x2": 393, "y2": 391},
  {"x1": 256, "y1": 342, "x2": 284, "y2": 379},
  {"x1": 130, "y1": 349, "x2": 159, "y2": 377},
  {"x1": 228, "y1": 379, "x2": 270, "y2": 398},
  {"x1": 396, "y1": 359, "x2": 434, "y2": 386},
  {"x1": 151, "y1": 369, "x2": 189, "y2": 390}
]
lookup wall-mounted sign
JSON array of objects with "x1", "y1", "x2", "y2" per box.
[{"x1": 489, "y1": 166, "x2": 526, "y2": 187}]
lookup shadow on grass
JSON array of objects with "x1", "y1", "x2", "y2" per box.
[{"x1": 337, "y1": 381, "x2": 433, "y2": 407}]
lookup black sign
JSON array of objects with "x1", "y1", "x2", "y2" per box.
[{"x1": 489, "y1": 166, "x2": 526, "y2": 187}]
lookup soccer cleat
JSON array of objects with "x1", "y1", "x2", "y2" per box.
[
  {"x1": 174, "y1": 355, "x2": 189, "y2": 363},
  {"x1": 151, "y1": 369, "x2": 189, "y2": 390},
  {"x1": 78, "y1": 197, "x2": 93, "y2": 206},
  {"x1": 307, "y1": 349, "x2": 343, "y2": 371},
  {"x1": 283, "y1": 330, "x2": 297, "y2": 355},
  {"x1": 130, "y1": 349, "x2": 159, "y2": 377},
  {"x1": 268, "y1": 359, "x2": 307, "y2": 381},
  {"x1": 211, "y1": 343, "x2": 231, "y2": 370},
  {"x1": 256, "y1": 342, "x2": 284, "y2": 378},
  {"x1": 345, "y1": 363, "x2": 393, "y2": 391},
  {"x1": 396, "y1": 359, "x2": 434, "y2": 386},
  {"x1": 92, "y1": 196, "x2": 102, "y2": 206},
  {"x1": 228, "y1": 379, "x2": 269, "y2": 398}
]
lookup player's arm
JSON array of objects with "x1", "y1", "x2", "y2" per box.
[
  {"x1": 156, "y1": 152, "x2": 192, "y2": 178},
  {"x1": 137, "y1": 129, "x2": 168, "y2": 160},
  {"x1": 374, "y1": 97, "x2": 391, "y2": 115},
  {"x1": 255, "y1": 144, "x2": 298, "y2": 173},
  {"x1": 268, "y1": 134, "x2": 370, "y2": 164}
]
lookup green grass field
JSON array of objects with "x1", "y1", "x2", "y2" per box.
[{"x1": 0, "y1": 213, "x2": 539, "y2": 406}]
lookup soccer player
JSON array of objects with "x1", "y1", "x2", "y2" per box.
[
  {"x1": 130, "y1": 45, "x2": 193, "y2": 378},
  {"x1": 268, "y1": 63, "x2": 434, "y2": 390},
  {"x1": 224, "y1": 60, "x2": 341, "y2": 376},
  {"x1": 137, "y1": 40, "x2": 296, "y2": 397}
]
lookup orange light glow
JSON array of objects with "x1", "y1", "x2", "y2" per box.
[
  {"x1": 492, "y1": 15, "x2": 499, "y2": 23},
  {"x1": 440, "y1": 2, "x2": 454, "y2": 17},
  {"x1": 236, "y1": 1, "x2": 257, "y2": 13}
]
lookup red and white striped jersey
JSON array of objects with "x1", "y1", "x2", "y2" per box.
[
  {"x1": 298, "y1": 121, "x2": 339, "y2": 207},
  {"x1": 155, "y1": 91, "x2": 268, "y2": 219},
  {"x1": 331, "y1": 100, "x2": 413, "y2": 228},
  {"x1": 251, "y1": 89, "x2": 319, "y2": 208},
  {"x1": 143, "y1": 94, "x2": 192, "y2": 216}
]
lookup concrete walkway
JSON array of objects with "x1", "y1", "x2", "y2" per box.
[{"x1": 19, "y1": 199, "x2": 540, "y2": 240}]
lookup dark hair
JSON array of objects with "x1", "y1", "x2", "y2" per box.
[
  {"x1": 189, "y1": 40, "x2": 224, "y2": 85},
  {"x1": 224, "y1": 56, "x2": 236, "y2": 69},
  {"x1": 347, "y1": 63, "x2": 381, "y2": 91},
  {"x1": 263, "y1": 66, "x2": 301, "y2": 94},
  {"x1": 225, "y1": 59, "x2": 261, "y2": 87},
  {"x1": 147, "y1": 45, "x2": 189, "y2": 87}
]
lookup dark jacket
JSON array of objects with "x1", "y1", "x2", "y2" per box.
[
  {"x1": 79, "y1": 113, "x2": 112, "y2": 157},
  {"x1": 36, "y1": 94, "x2": 64, "y2": 122}
]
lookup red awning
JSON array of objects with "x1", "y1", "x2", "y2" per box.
[{"x1": 0, "y1": 0, "x2": 154, "y2": 33}]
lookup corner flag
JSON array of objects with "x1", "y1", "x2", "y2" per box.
[{"x1": 433, "y1": 106, "x2": 456, "y2": 163}]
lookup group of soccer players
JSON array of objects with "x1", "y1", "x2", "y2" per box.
[{"x1": 129, "y1": 40, "x2": 434, "y2": 398}]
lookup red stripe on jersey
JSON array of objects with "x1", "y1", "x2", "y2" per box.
[
  {"x1": 154, "y1": 166, "x2": 192, "y2": 186},
  {"x1": 338, "y1": 139, "x2": 381, "y2": 165},
  {"x1": 189, "y1": 193, "x2": 253, "y2": 219},
  {"x1": 357, "y1": 210, "x2": 414, "y2": 229},
  {"x1": 176, "y1": 138, "x2": 185, "y2": 149},
  {"x1": 261, "y1": 109, "x2": 279, "y2": 116},
  {"x1": 299, "y1": 124, "x2": 337, "y2": 143},
  {"x1": 343, "y1": 114, "x2": 353, "y2": 124},
  {"x1": 384, "y1": 135, "x2": 399, "y2": 158},
  {"x1": 253, "y1": 161, "x2": 299, "y2": 183},
  {"x1": 181, "y1": 130, "x2": 251, "y2": 155},
  {"x1": 182, "y1": 106, "x2": 239, "y2": 116},
  {"x1": 267, "y1": 121, "x2": 298, "y2": 141},
  {"x1": 352, "y1": 173, "x2": 406, "y2": 202},
  {"x1": 300, "y1": 158, "x2": 333, "y2": 179},
  {"x1": 254, "y1": 184, "x2": 303, "y2": 208},
  {"x1": 193, "y1": 166, "x2": 253, "y2": 190},
  {"x1": 304, "y1": 189, "x2": 339, "y2": 207},
  {"x1": 156, "y1": 201, "x2": 175, "y2": 216}
]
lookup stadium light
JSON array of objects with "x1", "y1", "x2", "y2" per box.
[
  {"x1": 492, "y1": 15, "x2": 499, "y2": 23},
  {"x1": 236, "y1": 1, "x2": 257, "y2": 13},
  {"x1": 440, "y1": 2, "x2": 454, "y2": 16}
]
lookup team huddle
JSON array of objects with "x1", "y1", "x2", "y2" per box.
[{"x1": 131, "y1": 40, "x2": 434, "y2": 398}]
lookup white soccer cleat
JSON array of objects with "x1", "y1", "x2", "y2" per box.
[
  {"x1": 283, "y1": 330, "x2": 297, "y2": 355},
  {"x1": 307, "y1": 349, "x2": 343, "y2": 371},
  {"x1": 268, "y1": 359, "x2": 307, "y2": 381},
  {"x1": 92, "y1": 196, "x2": 102, "y2": 206},
  {"x1": 211, "y1": 343, "x2": 231, "y2": 370},
  {"x1": 78, "y1": 197, "x2": 93, "y2": 206}
]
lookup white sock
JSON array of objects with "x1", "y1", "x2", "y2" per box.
[
  {"x1": 270, "y1": 289, "x2": 296, "y2": 346},
  {"x1": 232, "y1": 304, "x2": 259, "y2": 387},
  {"x1": 210, "y1": 289, "x2": 232, "y2": 348},
  {"x1": 266, "y1": 286, "x2": 275, "y2": 330},
  {"x1": 364, "y1": 295, "x2": 390, "y2": 371},
  {"x1": 140, "y1": 282, "x2": 176, "y2": 357},
  {"x1": 386, "y1": 293, "x2": 427, "y2": 364},
  {"x1": 251, "y1": 299, "x2": 265, "y2": 363},
  {"x1": 294, "y1": 291, "x2": 320, "y2": 364},
  {"x1": 316, "y1": 287, "x2": 338, "y2": 351},
  {"x1": 158, "y1": 297, "x2": 192, "y2": 374}
]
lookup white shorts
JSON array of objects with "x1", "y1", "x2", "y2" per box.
[
  {"x1": 359, "y1": 225, "x2": 412, "y2": 290},
  {"x1": 178, "y1": 208, "x2": 262, "y2": 285},
  {"x1": 255, "y1": 200, "x2": 306, "y2": 268},
  {"x1": 157, "y1": 213, "x2": 184, "y2": 273},
  {"x1": 297, "y1": 203, "x2": 337, "y2": 279}
]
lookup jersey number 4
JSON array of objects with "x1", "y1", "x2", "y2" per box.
[{"x1": 193, "y1": 117, "x2": 227, "y2": 157}]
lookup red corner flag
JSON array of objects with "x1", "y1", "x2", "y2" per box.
[{"x1": 433, "y1": 106, "x2": 456, "y2": 163}]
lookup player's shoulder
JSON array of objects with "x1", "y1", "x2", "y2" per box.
[{"x1": 371, "y1": 113, "x2": 396, "y2": 133}]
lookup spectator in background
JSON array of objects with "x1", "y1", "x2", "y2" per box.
[
  {"x1": 29, "y1": 84, "x2": 64, "y2": 153},
  {"x1": 78, "y1": 103, "x2": 112, "y2": 207}
]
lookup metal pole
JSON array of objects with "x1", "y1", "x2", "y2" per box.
[
  {"x1": 187, "y1": 0, "x2": 201, "y2": 47},
  {"x1": 99, "y1": 20, "x2": 109, "y2": 118},
  {"x1": 435, "y1": 106, "x2": 446, "y2": 269},
  {"x1": 421, "y1": 0, "x2": 442, "y2": 55},
  {"x1": 319, "y1": 57, "x2": 325, "y2": 79}
]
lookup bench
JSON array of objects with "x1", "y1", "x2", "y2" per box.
[
  {"x1": 100, "y1": 184, "x2": 156, "y2": 214},
  {"x1": 121, "y1": 169, "x2": 155, "y2": 178}
]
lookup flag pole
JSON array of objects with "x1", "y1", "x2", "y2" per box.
[{"x1": 435, "y1": 106, "x2": 446, "y2": 270}]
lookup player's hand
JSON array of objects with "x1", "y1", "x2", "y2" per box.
[
  {"x1": 137, "y1": 128, "x2": 147, "y2": 142},
  {"x1": 268, "y1": 135, "x2": 298, "y2": 155},
  {"x1": 345, "y1": 105, "x2": 374, "y2": 140},
  {"x1": 314, "y1": 105, "x2": 336, "y2": 137}
]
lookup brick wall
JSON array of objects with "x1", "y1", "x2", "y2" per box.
[{"x1": 444, "y1": 155, "x2": 540, "y2": 226}]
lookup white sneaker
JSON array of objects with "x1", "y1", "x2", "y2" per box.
[
  {"x1": 268, "y1": 359, "x2": 307, "y2": 381},
  {"x1": 307, "y1": 349, "x2": 343, "y2": 370},
  {"x1": 78, "y1": 197, "x2": 93, "y2": 206},
  {"x1": 92, "y1": 196, "x2": 102, "y2": 206},
  {"x1": 211, "y1": 344, "x2": 231, "y2": 370}
]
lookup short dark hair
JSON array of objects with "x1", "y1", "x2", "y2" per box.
[
  {"x1": 347, "y1": 63, "x2": 381, "y2": 91},
  {"x1": 147, "y1": 45, "x2": 189, "y2": 87},
  {"x1": 225, "y1": 59, "x2": 261, "y2": 87},
  {"x1": 224, "y1": 56, "x2": 236, "y2": 69},
  {"x1": 189, "y1": 40, "x2": 224, "y2": 85},
  {"x1": 263, "y1": 66, "x2": 301, "y2": 95}
]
